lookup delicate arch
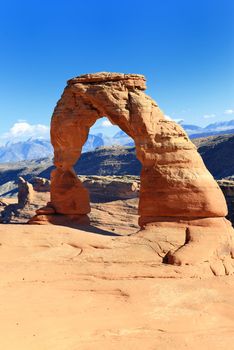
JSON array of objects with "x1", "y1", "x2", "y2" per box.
[
  {"x1": 39, "y1": 72, "x2": 234, "y2": 269},
  {"x1": 50, "y1": 72, "x2": 227, "y2": 224}
]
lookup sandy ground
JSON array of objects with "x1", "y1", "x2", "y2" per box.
[{"x1": 0, "y1": 223, "x2": 233, "y2": 350}]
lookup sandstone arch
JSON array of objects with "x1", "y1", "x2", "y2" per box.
[{"x1": 37, "y1": 72, "x2": 234, "y2": 270}]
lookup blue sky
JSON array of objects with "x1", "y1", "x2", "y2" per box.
[{"x1": 0, "y1": 0, "x2": 233, "y2": 143}]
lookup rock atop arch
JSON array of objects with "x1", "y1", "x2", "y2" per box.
[{"x1": 30, "y1": 72, "x2": 234, "y2": 272}]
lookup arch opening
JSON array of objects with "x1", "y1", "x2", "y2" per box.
[{"x1": 82, "y1": 116, "x2": 135, "y2": 154}]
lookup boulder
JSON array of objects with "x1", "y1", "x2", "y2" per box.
[{"x1": 31, "y1": 177, "x2": 50, "y2": 192}]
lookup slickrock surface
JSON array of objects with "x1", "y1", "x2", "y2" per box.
[
  {"x1": 40, "y1": 71, "x2": 234, "y2": 269},
  {"x1": 0, "y1": 224, "x2": 233, "y2": 350}
]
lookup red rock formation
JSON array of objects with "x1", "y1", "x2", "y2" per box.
[
  {"x1": 18, "y1": 177, "x2": 34, "y2": 207},
  {"x1": 33, "y1": 72, "x2": 234, "y2": 272}
]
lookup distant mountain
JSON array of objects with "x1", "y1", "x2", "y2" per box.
[
  {"x1": 112, "y1": 130, "x2": 134, "y2": 146},
  {"x1": 83, "y1": 131, "x2": 134, "y2": 151},
  {"x1": 0, "y1": 120, "x2": 233, "y2": 163},
  {"x1": 38, "y1": 133, "x2": 234, "y2": 180},
  {"x1": 113, "y1": 130, "x2": 126, "y2": 138},
  {"x1": 180, "y1": 124, "x2": 203, "y2": 134},
  {"x1": 204, "y1": 120, "x2": 234, "y2": 131},
  {"x1": 0, "y1": 130, "x2": 135, "y2": 163},
  {"x1": 82, "y1": 134, "x2": 104, "y2": 152},
  {"x1": 0, "y1": 139, "x2": 53, "y2": 163},
  {"x1": 181, "y1": 120, "x2": 234, "y2": 138},
  {"x1": 189, "y1": 128, "x2": 234, "y2": 139},
  {"x1": 0, "y1": 133, "x2": 233, "y2": 197},
  {"x1": 109, "y1": 120, "x2": 234, "y2": 141},
  {"x1": 110, "y1": 121, "x2": 234, "y2": 141}
]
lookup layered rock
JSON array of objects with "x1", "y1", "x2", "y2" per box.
[
  {"x1": 80, "y1": 175, "x2": 139, "y2": 202},
  {"x1": 32, "y1": 72, "x2": 234, "y2": 273}
]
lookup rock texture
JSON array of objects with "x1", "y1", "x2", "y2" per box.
[
  {"x1": 34, "y1": 72, "x2": 234, "y2": 271},
  {"x1": 31, "y1": 177, "x2": 51, "y2": 192},
  {"x1": 80, "y1": 175, "x2": 139, "y2": 202},
  {"x1": 18, "y1": 177, "x2": 34, "y2": 207}
]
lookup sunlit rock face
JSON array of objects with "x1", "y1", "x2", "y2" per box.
[
  {"x1": 34, "y1": 72, "x2": 234, "y2": 271},
  {"x1": 50, "y1": 72, "x2": 226, "y2": 218}
]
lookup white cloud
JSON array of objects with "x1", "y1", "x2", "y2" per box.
[
  {"x1": 164, "y1": 115, "x2": 172, "y2": 120},
  {"x1": 101, "y1": 119, "x2": 112, "y2": 127},
  {"x1": 224, "y1": 109, "x2": 234, "y2": 115},
  {"x1": 203, "y1": 114, "x2": 216, "y2": 119},
  {"x1": 0, "y1": 121, "x2": 50, "y2": 145}
]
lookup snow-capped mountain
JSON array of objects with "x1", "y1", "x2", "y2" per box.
[
  {"x1": 182, "y1": 120, "x2": 234, "y2": 138},
  {"x1": 82, "y1": 134, "x2": 104, "y2": 152},
  {"x1": 0, "y1": 139, "x2": 53, "y2": 163},
  {"x1": 112, "y1": 130, "x2": 134, "y2": 146},
  {"x1": 0, "y1": 120, "x2": 233, "y2": 163},
  {"x1": 0, "y1": 132, "x2": 134, "y2": 163},
  {"x1": 180, "y1": 124, "x2": 203, "y2": 134},
  {"x1": 203, "y1": 120, "x2": 234, "y2": 131},
  {"x1": 109, "y1": 120, "x2": 234, "y2": 140}
]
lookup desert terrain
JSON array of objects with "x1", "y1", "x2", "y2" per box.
[
  {"x1": 0, "y1": 145, "x2": 233, "y2": 349},
  {"x1": 0, "y1": 190, "x2": 234, "y2": 349},
  {"x1": 0, "y1": 73, "x2": 233, "y2": 349},
  {"x1": 0, "y1": 0, "x2": 233, "y2": 348}
]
